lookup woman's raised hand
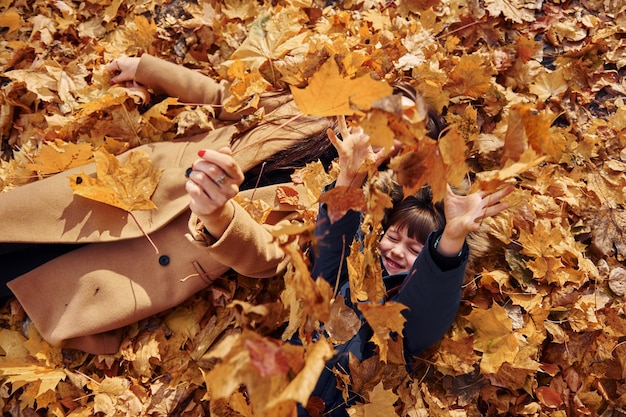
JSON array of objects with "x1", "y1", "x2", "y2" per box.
[
  {"x1": 106, "y1": 56, "x2": 141, "y2": 85},
  {"x1": 185, "y1": 147, "x2": 245, "y2": 239},
  {"x1": 328, "y1": 116, "x2": 390, "y2": 187}
]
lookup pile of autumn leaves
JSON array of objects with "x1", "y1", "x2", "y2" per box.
[{"x1": 1, "y1": 0, "x2": 626, "y2": 415}]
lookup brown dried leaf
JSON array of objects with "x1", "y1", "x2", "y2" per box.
[{"x1": 325, "y1": 295, "x2": 361, "y2": 344}]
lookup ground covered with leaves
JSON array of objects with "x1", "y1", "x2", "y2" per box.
[{"x1": 1, "y1": 0, "x2": 626, "y2": 416}]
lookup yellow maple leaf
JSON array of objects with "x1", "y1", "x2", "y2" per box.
[
  {"x1": 346, "y1": 381, "x2": 399, "y2": 417},
  {"x1": 0, "y1": 361, "x2": 67, "y2": 402},
  {"x1": 290, "y1": 58, "x2": 394, "y2": 117},
  {"x1": 25, "y1": 139, "x2": 93, "y2": 176},
  {"x1": 69, "y1": 148, "x2": 162, "y2": 212}
]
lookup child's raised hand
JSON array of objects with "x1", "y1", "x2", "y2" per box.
[
  {"x1": 437, "y1": 185, "x2": 514, "y2": 256},
  {"x1": 328, "y1": 116, "x2": 390, "y2": 187}
]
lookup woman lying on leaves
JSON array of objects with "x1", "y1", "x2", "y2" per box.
[
  {"x1": 0, "y1": 54, "x2": 337, "y2": 354},
  {"x1": 305, "y1": 114, "x2": 514, "y2": 416}
]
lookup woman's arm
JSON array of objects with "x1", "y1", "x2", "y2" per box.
[
  {"x1": 185, "y1": 146, "x2": 295, "y2": 277},
  {"x1": 107, "y1": 54, "x2": 229, "y2": 114}
]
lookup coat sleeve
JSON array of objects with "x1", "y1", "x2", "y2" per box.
[
  {"x1": 395, "y1": 232, "x2": 468, "y2": 356},
  {"x1": 134, "y1": 54, "x2": 229, "y2": 111},
  {"x1": 187, "y1": 202, "x2": 291, "y2": 278},
  {"x1": 310, "y1": 194, "x2": 361, "y2": 286}
]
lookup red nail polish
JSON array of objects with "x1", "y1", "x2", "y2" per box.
[{"x1": 198, "y1": 149, "x2": 205, "y2": 157}]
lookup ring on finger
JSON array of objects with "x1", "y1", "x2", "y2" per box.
[{"x1": 214, "y1": 173, "x2": 226, "y2": 185}]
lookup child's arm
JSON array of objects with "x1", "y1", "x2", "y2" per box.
[
  {"x1": 311, "y1": 116, "x2": 389, "y2": 284},
  {"x1": 396, "y1": 185, "x2": 515, "y2": 355}
]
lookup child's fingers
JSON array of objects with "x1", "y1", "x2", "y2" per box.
[
  {"x1": 327, "y1": 128, "x2": 342, "y2": 150},
  {"x1": 337, "y1": 115, "x2": 348, "y2": 138}
]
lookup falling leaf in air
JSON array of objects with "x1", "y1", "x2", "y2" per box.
[
  {"x1": 324, "y1": 295, "x2": 361, "y2": 344},
  {"x1": 290, "y1": 58, "x2": 394, "y2": 117},
  {"x1": 318, "y1": 185, "x2": 367, "y2": 223},
  {"x1": 359, "y1": 302, "x2": 407, "y2": 364}
]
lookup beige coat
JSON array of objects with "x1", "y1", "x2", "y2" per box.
[{"x1": 2, "y1": 55, "x2": 332, "y2": 354}]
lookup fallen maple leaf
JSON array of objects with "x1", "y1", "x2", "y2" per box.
[
  {"x1": 228, "y1": 12, "x2": 309, "y2": 72},
  {"x1": 68, "y1": 148, "x2": 163, "y2": 252},
  {"x1": 69, "y1": 148, "x2": 162, "y2": 212},
  {"x1": 0, "y1": 11, "x2": 21, "y2": 34},
  {"x1": 359, "y1": 302, "x2": 407, "y2": 364},
  {"x1": 346, "y1": 381, "x2": 398, "y2": 417},
  {"x1": 445, "y1": 53, "x2": 494, "y2": 99},
  {"x1": 25, "y1": 139, "x2": 93, "y2": 176},
  {"x1": 290, "y1": 58, "x2": 393, "y2": 117},
  {"x1": 0, "y1": 361, "x2": 67, "y2": 409}
]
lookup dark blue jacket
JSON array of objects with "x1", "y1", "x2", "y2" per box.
[{"x1": 303, "y1": 200, "x2": 468, "y2": 416}]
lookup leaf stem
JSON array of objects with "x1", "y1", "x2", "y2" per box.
[{"x1": 129, "y1": 211, "x2": 160, "y2": 254}]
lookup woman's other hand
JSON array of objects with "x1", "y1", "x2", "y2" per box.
[
  {"x1": 106, "y1": 56, "x2": 141, "y2": 85},
  {"x1": 185, "y1": 147, "x2": 245, "y2": 239}
]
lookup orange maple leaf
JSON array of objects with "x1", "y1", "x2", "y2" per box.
[
  {"x1": 318, "y1": 185, "x2": 367, "y2": 223},
  {"x1": 501, "y1": 104, "x2": 563, "y2": 165},
  {"x1": 388, "y1": 140, "x2": 448, "y2": 202},
  {"x1": 290, "y1": 58, "x2": 393, "y2": 117}
]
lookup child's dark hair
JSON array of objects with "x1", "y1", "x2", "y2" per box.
[{"x1": 383, "y1": 186, "x2": 445, "y2": 245}]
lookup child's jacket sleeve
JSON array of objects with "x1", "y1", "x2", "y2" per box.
[{"x1": 394, "y1": 232, "x2": 469, "y2": 356}]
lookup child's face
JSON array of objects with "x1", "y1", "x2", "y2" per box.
[{"x1": 378, "y1": 225, "x2": 424, "y2": 275}]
